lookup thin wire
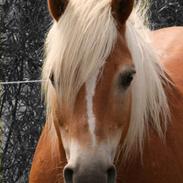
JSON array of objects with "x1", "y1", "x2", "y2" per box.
[{"x1": 0, "y1": 80, "x2": 48, "y2": 85}]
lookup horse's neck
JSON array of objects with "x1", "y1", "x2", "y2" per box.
[
  {"x1": 150, "y1": 27, "x2": 183, "y2": 64},
  {"x1": 29, "y1": 120, "x2": 66, "y2": 183},
  {"x1": 151, "y1": 27, "x2": 183, "y2": 93},
  {"x1": 116, "y1": 27, "x2": 183, "y2": 183},
  {"x1": 150, "y1": 26, "x2": 183, "y2": 112},
  {"x1": 116, "y1": 82, "x2": 183, "y2": 183}
]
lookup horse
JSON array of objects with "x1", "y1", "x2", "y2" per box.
[{"x1": 29, "y1": 0, "x2": 183, "y2": 183}]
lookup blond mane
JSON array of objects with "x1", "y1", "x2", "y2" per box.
[
  {"x1": 42, "y1": 0, "x2": 170, "y2": 158},
  {"x1": 42, "y1": 0, "x2": 117, "y2": 109}
]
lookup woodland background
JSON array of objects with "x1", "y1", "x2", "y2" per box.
[{"x1": 0, "y1": 0, "x2": 183, "y2": 182}]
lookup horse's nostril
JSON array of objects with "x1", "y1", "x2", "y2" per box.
[
  {"x1": 107, "y1": 166, "x2": 116, "y2": 183},
  {"x1": 64, "y1": 167, "x2": 74, "y2": 183}
]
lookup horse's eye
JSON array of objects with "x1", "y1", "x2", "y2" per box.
[
  {"x1": 49, "y1": 73, "x2": 55, "y2": 87},
  {"x1": 118, "y1": 69, "x2": 136, "y2": 89}
]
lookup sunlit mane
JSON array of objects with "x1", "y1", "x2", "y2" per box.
[
  {"x1": 42, "y1": 0, "x2": 117, "y2": 108},
  {"x1": 42, "y1": 0, "x2": 170, "y2": 158},
  {"x1": 123, "y1": 14, "x2": 170, "y2": 159}
]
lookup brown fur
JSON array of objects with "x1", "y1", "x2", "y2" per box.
[
  {"x1": 48, "y1": 0, "x2": 68, "y2": 21},
  {"x1": 117, "y1": 27, "x2": 183, "y2": 183},
  {"x1": 29, "y1": 121, "x2": 63, "y2": 183},
  {"x1": 111, "y1": 0, "x2": 134, "y2": 25},
  {"x1": 30, "y1": 26, "x2": 183, "y2": 183}
]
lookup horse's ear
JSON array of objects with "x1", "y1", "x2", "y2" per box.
[
  {"x1": 48, "y1": 0, "x2": 68, "y2": 21},
  {"x1": 111, "y1": 0, "x2": 134, "y2": 24}
]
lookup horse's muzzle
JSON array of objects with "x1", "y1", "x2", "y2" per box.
[{"x1": 64, "y1": 164, "x2": 116, "y2": 183}]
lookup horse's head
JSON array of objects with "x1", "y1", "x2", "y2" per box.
[
  {"x1": 46, "y1": 0, "x2": 134, "y2": 182},
  {"x1": 43, "y1": 0, "x2": 168, "y2": 182}
]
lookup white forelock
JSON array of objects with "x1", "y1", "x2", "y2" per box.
[
  {"x1": 42, "y1": 0, "x2": 117, "y2": 109},
  {"x1": 123, "y1": 14, "x2": 170, "y2": 159}
]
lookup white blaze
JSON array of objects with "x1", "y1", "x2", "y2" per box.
[{"x1": 86, "y1": 71, "x2": 99, "y2": 146}]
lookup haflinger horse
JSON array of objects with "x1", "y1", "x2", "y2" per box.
[{"x1": 29, "y1": 0, "x2": 183, "y2": 183}]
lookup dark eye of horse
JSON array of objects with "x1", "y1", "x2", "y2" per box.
[
  {"x1": 118, "y1": 69, "x2": 136, "y2": 89},
  {"x1": 49, "y1": 73, "x2": 55, "y2": 87}
]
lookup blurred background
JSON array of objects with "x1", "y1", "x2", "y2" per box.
[{"x1": 0, "y1": 0, "x2": 183, "y2": 182}]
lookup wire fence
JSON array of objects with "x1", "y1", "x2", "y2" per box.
[{"x1": 0, "y1": 80, "x2": 47, "y2": 85}]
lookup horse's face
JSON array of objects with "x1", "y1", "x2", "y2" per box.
[
  {"x1": 47, "y1": 0, "x2": 134, "y2": 183},
  {"x1": 57, "y1": 39, "x2": 135, "y2": 183}
]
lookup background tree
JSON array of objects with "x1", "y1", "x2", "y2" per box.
[
  {"x1": 0, "y1": 0, "x2": 50, "y2": 182},
  {"x1": 149, "y1": 0, "x2": 183, "y2": 29},
  {"x1": 0, "y1": 0, "x2": 183, "y2": 183}
]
